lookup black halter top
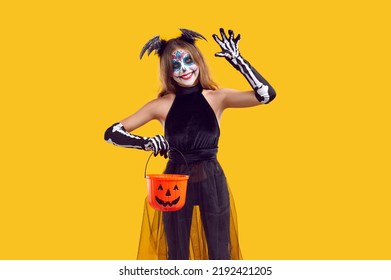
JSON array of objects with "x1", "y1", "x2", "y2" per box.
[{"x1": 165, "y1": 83, "x2": 220, "y2": 163}]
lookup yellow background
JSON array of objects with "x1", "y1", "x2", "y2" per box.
[{"x1": 1, "y1": 0, "x2": 390, "y2": 259}]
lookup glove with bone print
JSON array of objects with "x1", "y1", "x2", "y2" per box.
[
  {"x1": 213, "y1": 28, "x2": 276, "y2": 104},
  {"x1": 104, "y1": 122, "x2": 169, "y2": 158}
]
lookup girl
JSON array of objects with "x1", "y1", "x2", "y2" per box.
[{"x1": 104, "y1": 28, "x2": 276, "y2": 259}]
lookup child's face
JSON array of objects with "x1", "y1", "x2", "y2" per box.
[{"x1": 171, "y1": 49, "x2": 199, "y2": 87}]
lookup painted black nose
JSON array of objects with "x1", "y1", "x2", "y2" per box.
[{"x1": 165, "y1": 189, "x2": 171, "y2": 196}]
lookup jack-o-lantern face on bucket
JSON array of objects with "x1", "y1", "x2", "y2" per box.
[
  {"x1": 155, "y1": 184, "x2": 180, "y2": 207},
  {"x1": 146, "y1": 174, "x2": 189, "y2": 212}
]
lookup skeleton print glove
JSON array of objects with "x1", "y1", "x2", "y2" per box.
[
  {"x1": 104, "y1": 123, "x2": 169, "y2": 158},
  {"x1": 145, "y1": 135, "x2": 170, "y2": 158},
  {"x1": 213, "y1": 28, "x2": 276, "y2": 104}
]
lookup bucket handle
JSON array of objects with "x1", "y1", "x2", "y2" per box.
[{"x1": 144, "y1": 147, "x2": 189, "y2": 178}]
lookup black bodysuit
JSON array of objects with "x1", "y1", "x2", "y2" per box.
[
  {"x1": 137, "y1": 83, "x2": 241, "y2": 260},
  {"x1": 165, "y1": 83, "x2": 219, "y2": 156}
]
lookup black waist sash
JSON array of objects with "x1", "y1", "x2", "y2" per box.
[{"x1": 168, "y1": 148, "x2": 218, "y2": 164}]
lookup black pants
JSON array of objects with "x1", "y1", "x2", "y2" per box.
[{"x1": 162, "y1": 176, "x2": 230, "y2": 260}]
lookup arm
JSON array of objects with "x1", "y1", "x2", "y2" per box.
[
  {"x1": 213, "y1": 28, "x2": 276, "y2": 106},
  {"x1": 217, "y1": 88, "x2": 263, "y2": 109},
  {"x1": 104, "y1": 99, "x2": 169, "y2": 158}
]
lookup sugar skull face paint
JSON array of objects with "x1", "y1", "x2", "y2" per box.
[{"x1": 171, "y1": 49, "x2": 199, "y2": 87}]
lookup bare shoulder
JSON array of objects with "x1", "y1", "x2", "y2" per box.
[
  {"x1": 120, "y1": 93, "x2": 175, "y2": 131},
  {"x1": 149, "y1": 93, "x2": 176, "y2": 122},
  {"x1": 148, "y1": 93, "x2": 175, "y2": 107}
]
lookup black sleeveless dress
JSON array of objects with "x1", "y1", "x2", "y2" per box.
[{"x1": 137, "y1": 83, "x2": 242, "y2": 260}]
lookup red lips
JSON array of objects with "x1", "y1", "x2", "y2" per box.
[{"x1": 179, "y1": 72, "x2": 193, "y2": 80}]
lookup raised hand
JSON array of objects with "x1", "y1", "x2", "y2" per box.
[
  {"x1": 212, "y1": 28, "x2": 276, "y2": 104},
  {"x1": 213, "y1": 28, "x2": 242, "y2": 70}
]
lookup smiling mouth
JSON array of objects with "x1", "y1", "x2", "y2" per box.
[{"x1": 178, "y1": 71, "x2": 195, "y2": 80}]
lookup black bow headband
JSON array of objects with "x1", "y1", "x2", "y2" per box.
[{"x1": 139, "y1": 28, "x2": 206, "y2": 60}]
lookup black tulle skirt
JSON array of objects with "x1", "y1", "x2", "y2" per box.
[{"x1": 137, "y1": 159, "x2": 242, "y2": 260}]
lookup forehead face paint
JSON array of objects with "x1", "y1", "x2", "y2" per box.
[{"x1": 171, "y1": 49, "x2": 199, "y2": 87}]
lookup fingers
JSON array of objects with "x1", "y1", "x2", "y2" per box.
[
  {"x1": 219, "y1": 28, "x2": 228, "y2": 41},
  {"x1": 215, "y1": 52, "x2": 227, "y2": 57},
  {"x1": 234, "y1": 33, "x2": 241, "y2": 44},
  {"x1": 149, "y1": 135, "x2": 169, "y2": 158},
  {"x1": 227, "y1": 29, "x2": 241, "y2": 43},
  {"x1": 214, "y1": 52, "x2": 232, "y2": 59},
  {"x1": 228, "y1": 29, "x2": 234, "y2": 41},
  {"x1": 212, "y1": 33, "x2": 225, "y2": 48},
  {"x1": 227, "y1": 29, "x2": 241, "y2": 52},
  {"x1": 213, "y1": 28, "x2": 230, "y2": 47},
  {"x1": 158, "y1": 136, "x2": 169, "y2": 158},
  {"x1": 213, "y1": 28, "x2": 241, "y2": 54},
  {"x1": 151, "y1": 139, "x2": 159, "y2": 157}
]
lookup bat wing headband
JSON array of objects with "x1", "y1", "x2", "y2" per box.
[{"x1": 139, "y1": 28, "x2": 206, "y2": 59}]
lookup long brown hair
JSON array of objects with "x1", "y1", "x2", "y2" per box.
[{"x1": 158, "y1": 39, "x2": 218, "y2": 97}]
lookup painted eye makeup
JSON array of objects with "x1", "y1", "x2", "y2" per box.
[
  {"x1": 183, "y1": 54, "x2": 194, "y2": 66},
  {"x1": 172, "y1": 61, "x2": 181, "y2": 72}
]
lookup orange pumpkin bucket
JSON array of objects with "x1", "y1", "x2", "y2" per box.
[{"x1": 144, "y1": 150, "x2": 189, "y2": 212}]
